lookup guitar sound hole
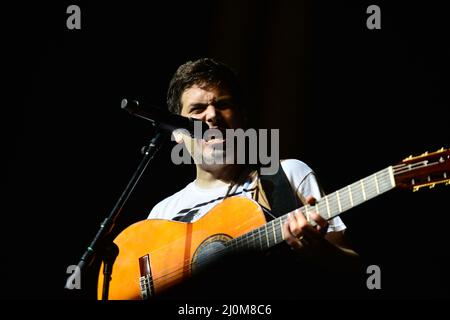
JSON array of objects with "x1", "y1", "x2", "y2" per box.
[{"x1": 192, "y1": 234, "x2": 231, "y2": 274}]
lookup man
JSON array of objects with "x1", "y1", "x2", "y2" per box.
[{"x1": 148, "y1": 58, "x2": 361, "y2": 298}]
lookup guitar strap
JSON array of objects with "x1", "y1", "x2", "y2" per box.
[{"x1": 258, "y1": 162, "x2": 301, "y2": 219}]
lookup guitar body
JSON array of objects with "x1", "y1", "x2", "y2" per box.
[{"x1": 98, "y1": 197, "x2": 267, "y2": 300}]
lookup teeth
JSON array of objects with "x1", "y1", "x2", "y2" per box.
[{"x1": 204, "y1": 129, "x2": 225, "y2": 142}]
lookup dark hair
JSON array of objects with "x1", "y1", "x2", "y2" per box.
[{"x1": 167, "y1": 58, "x2": 242, "y2": 114}]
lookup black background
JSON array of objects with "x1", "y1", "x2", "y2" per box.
[{"x1": 4, "y1": 0, "x2": 449, "y2": 300}]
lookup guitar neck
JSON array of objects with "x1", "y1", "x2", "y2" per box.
[{"x1": 226, "y1": 166, "x2": 396, "y2": 252}]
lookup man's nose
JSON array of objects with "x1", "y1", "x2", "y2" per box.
[{"x1": 204, "y1": 105, "x2": 218, "y2": 127}]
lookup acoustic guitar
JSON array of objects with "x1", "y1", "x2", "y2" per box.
[{"x1": 98, "y1": 148, "x2": 450, "y2": 299}]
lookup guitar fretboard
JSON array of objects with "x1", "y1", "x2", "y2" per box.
[{"x1": 225, "y1": 166, "x2": 396, "y2": 252}]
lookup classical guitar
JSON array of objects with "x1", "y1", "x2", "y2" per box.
[{"x1": 98, "y1": 148, "x2": 450, "y2": 300}]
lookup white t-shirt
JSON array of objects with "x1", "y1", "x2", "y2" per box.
[{"x1": 148, "y1": 159, "x2": 345, "y2": 232}]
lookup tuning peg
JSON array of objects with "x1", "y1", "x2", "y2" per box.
[
  {"x1": 429, "y1": 183, "x2": 435, "y2": 189},
  {"x1": 403, "y1": 155, "x2": 413, "y2": 161}
]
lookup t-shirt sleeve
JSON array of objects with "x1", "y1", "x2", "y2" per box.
[
  {"x1": 281, "y1": 159, "x2": 346, "y2": 233},
  {"x1": 147, "y1": 182, "x2": 193, "y2": 220},
  {"x1": 147, "y1": 190, "x2": 181, "y2": 220},
  {"x1": 147, "y1": 200, "x2": 166, "y2": 219}
]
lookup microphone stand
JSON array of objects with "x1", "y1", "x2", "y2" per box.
[{"x1": 65, "y1": 126, "x2": 167, "y2": 300}]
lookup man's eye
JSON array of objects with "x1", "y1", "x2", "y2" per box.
[{"x1": 190, "y1": 107, "x2": 203, "y2": 114}]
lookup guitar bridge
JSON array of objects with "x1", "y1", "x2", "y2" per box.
[{"x1": 139, "y1": 254, "x2": 154, "y2": 300}]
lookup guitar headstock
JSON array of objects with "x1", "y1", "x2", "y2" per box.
[{"x1": 394, "y1": 147, "x2": 450, "y2": 191}]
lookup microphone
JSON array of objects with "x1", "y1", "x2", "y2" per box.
[{"x1": 121, "y1": 99, "x2": 209, "y2": 137}]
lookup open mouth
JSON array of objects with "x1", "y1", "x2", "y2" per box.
[
  {"x1": 204, "y1": 136, "x2": 226, "y2": 145},
  {"x1": 204, "y1": 138, "x2": 225, "y2": 145},
  {"x1": 203, "y1": 128, "x2": 226, "y2": 144}
]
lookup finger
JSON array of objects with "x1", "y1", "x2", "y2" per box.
[
  {"x1": 290, "y1": 210, "x2": 310, "y2": 238},
  {"x1": 301, "y1": 224, "x2": 321, "y2": 239},
  {"x1": 283, "y1": 213, "x2": 301, "y2": 238},
  {"x1": 288, "y1": 238, "x2": 304, "y2": 251},
  {"x1": 291, "y1": 209, "x2": 326, "y2": 238},
  {"x1": 283, "y1": 214, "x2": 306, "y2": 250},
  {"x1": 304, "y1": 196, "x2": 317, "y2": 205},
  {"x1": 282, "y1": 214, "x2": 294, "y2": 240},
  {"x1": 316, "y1": 223, "x2": 328, "y2": 235},
  {"x1": 309, "y1": 211, "x2": 328, "y2": 230},
  {"x1": 288, "y1": 213, "x2": 303, "y2": 238},
  {"x1": 292, "y1": 209, "x2": 307, "y2": 227},
  {"x1": 292, "y1": 209, "x2": 326, "y2": 237},
  {"x1": 290, "y1": 211, "x2": 319, "y2": 249},
  {"x1": 301, "y1": 221, "x2": 331, "y2": 247}
]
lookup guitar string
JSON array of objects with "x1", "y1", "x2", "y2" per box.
[
  {"x1": 145, "y1": 169, "x2": 396, "y2": 286},
  {"x1": 146, "y1": 161, "x2": 444, "y2": 286},
  {"x1": 149, "y1": 161, "x2": 439, "y2": 281},
  {"x1": 145, "y1": 166, "x2": 424, "y2": 286},
  {"x1": 141, "y1": 169, "x2": 394, "y2": 288},
  {"x1": 145, "y1": 158, "x2": 445, "y2": 287},
  {"x1": 148, "y1": 169, "x2": 437, "y2": 290},
  {"x1": 145, "y1": 164, "x2": 407, "y2": 271},
  {"x1": 154, "y1": 168, "x2": 394, "y2": 271},
  {"x1": 150, "y1": 162, "x2": 440, "y2": 278}
]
